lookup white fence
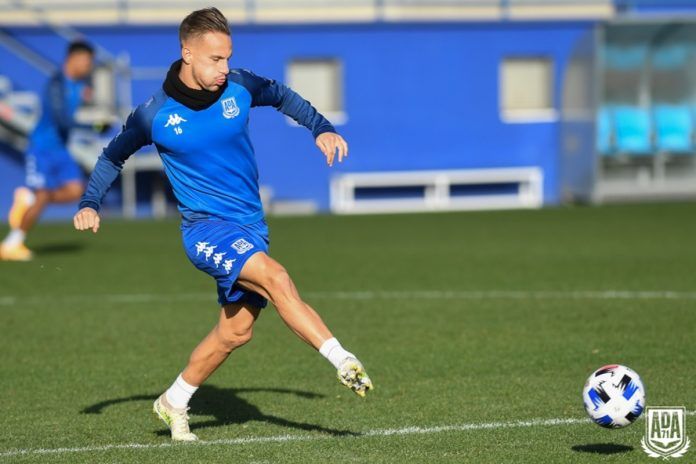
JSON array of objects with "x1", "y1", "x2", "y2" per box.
[{"x1": 331, "y1": 167, "x2": 544, "y2": 214}]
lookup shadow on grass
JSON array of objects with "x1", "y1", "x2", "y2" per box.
[
  {"x1": 31, "y1": 242, "x2": 84, "y2": 255},
  {"x1": 571, "y1": 443, "x2": 634, "y2": 454},
  {"x1": 82, "y1": 384, "x2": 358, "y2": 437}
]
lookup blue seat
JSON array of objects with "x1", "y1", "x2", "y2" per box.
[
  {"x1": 652, "y1": 43, "x2": 689, "y2": 70},
  {"x1": 653, "y1": 104, "x2": 694, "y2": 153},
  {"x1": 603, "y1": 44, "x2": 647, "y2": 71},
  {"x1": 596, "y1": 107, "x2": 613, "y2": 156},
  {"x1": 612, "y1": 106, "x2": 653, "y2": 155}
]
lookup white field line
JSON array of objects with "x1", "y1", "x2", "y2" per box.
[
  {"x1": 2, "y1": 290, "x2": 696, "y2": 306},
  {"x1": 0, "y1": 416, "x2": 617, "y2": 458},
  {"x1": 305, "y1": 290, "x2": 696, "y2": 301},
  {"x1": 2, "y1": 411, "x2": 694, "y2": 458}
]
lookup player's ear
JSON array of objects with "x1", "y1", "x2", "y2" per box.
[{"x1": 181, "y1": 46, "x2": 192, "y2": 65}]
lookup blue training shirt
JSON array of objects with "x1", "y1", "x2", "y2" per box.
[
  {"x1": 30, "y1": 72, "x2": 88, "y2": 153},
  {"x1": 80, "y1": 69, "x2": 335, "y2": 224}
]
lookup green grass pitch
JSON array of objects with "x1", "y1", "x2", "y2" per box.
[{"x1": 1, "y1": 203, "x2": 695, "y2": 463}]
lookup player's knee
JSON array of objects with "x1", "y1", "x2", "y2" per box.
[
  {"x1": 266, "y1": 267, "x2": 295, "y2": 301},
  {"x1": 65, "y1": 183, "x2": 84, "y2": 200},
  {"x1": 33, "y1": 189, "x2": 50, "y2": 205},
  {"x1": 74, "y1": 184, "x2": 85, "y2": 198},
  {"x1": 218, "y1": 326, "x2": 253, "y2": 352}
]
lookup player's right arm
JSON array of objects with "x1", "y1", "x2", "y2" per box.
[{"x1": 74, "y1": 97, "x2": 158, "y2": 233}]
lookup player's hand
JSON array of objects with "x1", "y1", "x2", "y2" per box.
[
  {"x1": 316, "y1": 132, "x2": 348, "y2": 167},
  {"x1": 73, "y1": 207, "x2": 101, "y2": 233}
]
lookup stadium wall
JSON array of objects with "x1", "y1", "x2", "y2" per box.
[{"x1": 0, "y1": 21, "x2": 594, "y2": 219}]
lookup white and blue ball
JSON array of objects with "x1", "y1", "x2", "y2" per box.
[{"x1": 582, "y1": 364, "x2": 645, "y2": 428}]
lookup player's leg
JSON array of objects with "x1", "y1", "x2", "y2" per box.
[
  {"x1": 2, "y1": 148, "x2": 83, "y2": 261},
  {"x1": 0, "y1": 187, "x2": 39, "y2": 261},
  {"x1": 7, "y1": 186, "x2": 35, "y2": 230},
  {"x1": 236, "y1": 252, "x2": 373, "y2": 397},
  {"x1": 154, "y1": 302, "x2": 259, "y2": 441},
  {"x1": 1, "y1": 152, "x2": 43, "y2": 261},
  {"x1": 19, "y1": 179, "x2": 82, "y2": 229},
  {"x1": 21, "y1": 181, "x2": 83, "y2": 230},
  {"x1": 182, "y1": 302, "x2": 260, "y2": 386},
  {"x1": 23, "y1": 145, "x2": 83, "y2": 228},
  {"x1": 17, "y1": 188, "x2": 51, "y2": 233},
  {"x1": 237, "y1": 253, "x2": 330, "y2": 347},
  {"x1": 47, "y1": 180, "x2": 84, "y2": 203},
  {"x1": 1, "y1": 188, "x2": 48, "y2": 261}
]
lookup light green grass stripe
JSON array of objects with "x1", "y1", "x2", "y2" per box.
[{"x1": 3, "y1": 290, "x2": 696, "y2": 307}]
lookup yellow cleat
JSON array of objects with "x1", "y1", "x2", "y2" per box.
[
  {"x1": 337, "y1": 357, "x2": 373, "y2": 398},
  {"x1": 8, "y1": 187, "x2": 34, "y2": 230},
  {"x1": 0, "y1": 243, "x2": 33, "y2": 261},
  {"x1": 153, "y1": 394, "x2": 198, "y2": 442}
]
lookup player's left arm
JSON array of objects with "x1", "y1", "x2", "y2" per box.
[{"x1": 237, "y1": 70, "x2": 348, "y2": 167}]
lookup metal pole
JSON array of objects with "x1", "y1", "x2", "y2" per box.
[{"x1": 0, "y1": 28, "x2": 56, "y2": 75}]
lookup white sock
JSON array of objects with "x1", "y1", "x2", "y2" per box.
[
  {"x1": 319, "y1": 337, "x2": 355, "y2": 369},
  {"x1": 2, "y1": 229, "x2": 25, "y2": 247},
  {"x1": 165, "y1": 374, "x2": 198, "y2": 409}
]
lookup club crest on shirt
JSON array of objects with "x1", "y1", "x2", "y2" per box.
[{"x1": 221, "y1": 97, "x2": 240, "y2": 119}]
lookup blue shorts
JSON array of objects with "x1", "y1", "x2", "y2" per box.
[
  {"x1": 182, "y1": 219, "x2": 270, "y2": 308},
  {"x1": 25, "y1": 148, "x2": 82, "y2": 190}
]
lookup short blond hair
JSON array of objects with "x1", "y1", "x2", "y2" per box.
[{"x1": 179, "y1": 7, "x2": 230, "y2": 46}]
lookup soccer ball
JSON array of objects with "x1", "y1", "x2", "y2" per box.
[{"x1": 582, "y1": 364, "x2": 646, "y2": 428}]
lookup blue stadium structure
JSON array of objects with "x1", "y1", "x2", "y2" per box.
[{"x1": 1, "y1": 0, "x2": 695, "y2": 220}]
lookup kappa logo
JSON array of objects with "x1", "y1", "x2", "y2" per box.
[
  {"x1": 164, "y1": 113, "x2": 187, "y2": 135},
  {"x1": 642, "y1": 407, "x2": 691, "y2": 459},
  {"x1": 222, "y1": 258, "x2": 236, "y2": 274},
  {"x1": 195, "y1": 241, "x2": 209, "y2": 255},
  {"x1": 194, "y1": 241, "x2": 217, "y2": 261},
  {"x1": 195, "y1": 241, "x2": 236, "y2": 273},
  {"x1": 212, "y1": 251, "x2": 227, "y2": 268},
  {"x1": 221, "y1": 97, "x2": 240, "y2": 119},
  {"x1": 203, "y1": 245, "x2": 217, "y2": 260},
  {"x1": 231, "y1": 238, "x2": 254, "y2": 254}
]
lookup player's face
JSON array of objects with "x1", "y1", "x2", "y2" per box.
[
  {"x1": 66, "y1": 51, "x2": 94, "y2": 80},
  {"x1": 183, "y1": 31, "x2": 232, "y2": 92}
]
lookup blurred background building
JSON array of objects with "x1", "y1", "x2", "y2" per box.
[{"x1": 0, "y1": 0, "x2": 695, "y2": 220}]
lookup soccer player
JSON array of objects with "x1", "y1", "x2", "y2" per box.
[
  {"x1": 73, "y1": 7, "x2": 373, "y2": 441},
  {"x1": 1, "y1": 40, "x2": 96, "y2": 261}
]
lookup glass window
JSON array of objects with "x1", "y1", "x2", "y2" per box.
[
  {"x1": 500, "y1": 57, "x2": 555, "y2": 122},
  {"x1": 287, "y1": 59, "x2": 345, "y2": 124}
]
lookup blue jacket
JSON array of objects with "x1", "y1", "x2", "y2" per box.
[{"x1": 80, "y1": 69, "x2": 335, "y2": 224}]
